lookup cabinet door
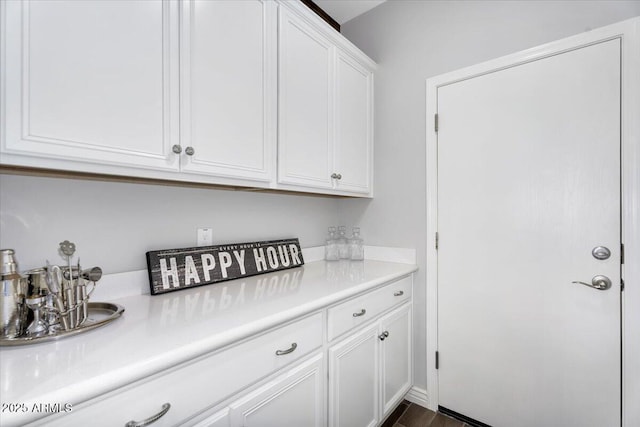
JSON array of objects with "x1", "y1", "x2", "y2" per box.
[
  {"x1": 229, "y1": 354, "x2": 325, "y2": 427},
  {"x1": 1, "y1": 0, "x2": 179, "y2": 172},
  {"x1": 380, "y1": 303, "x2": 413, "y2": 418},
  {"x1": 334, "y1": 51, "x2": 373, "y2": 194},
  {"x1": 179, "y1": 0, "x2": 276, "y2": 183},
  {"x1": 277, "y1": 6, "x2": 334, "y2": 189},
  {"x1": 329, "y1": 324, "x2": 380, "y2": 427},
  {"x1": 192, "y1": 408, "x2": 230, "y2": 427}
]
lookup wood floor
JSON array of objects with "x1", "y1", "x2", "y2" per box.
[{"x1": 382, "y1": 401, "x2": 472, "y2": 427}]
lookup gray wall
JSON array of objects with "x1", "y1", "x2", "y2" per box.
[
  {"x1": 340, "y1": 0, "x2": 640, "y2": 393},
  {"x1": 0, "y1": 174, "x2": 339, "y2": 272}
]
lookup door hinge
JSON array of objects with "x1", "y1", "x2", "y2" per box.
[
  {"x1": 435, "y1": 232, "x2": 439, "y2": 250},
  {"x1": 435, "y1": 351, "x2": 439, "y2": 370},
  {"x1": 434, "y1": 114, "x2": 439, "y2": 132},
  {"x1": 621, "y1": 243, "x2": 625, "y2": 264},
  {"x1": 621, "y1": 278, "x2": 625, "y2": 292}
]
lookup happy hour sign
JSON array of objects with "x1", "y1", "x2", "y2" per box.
[{"x1": 146, "y1": 238, "x2": 304, "y2": 295}]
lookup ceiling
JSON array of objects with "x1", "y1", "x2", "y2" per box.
[{"x1": 313, "y1": 0, "x2": 386, "y2": 25}]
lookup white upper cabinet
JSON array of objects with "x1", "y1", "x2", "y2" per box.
[
  {"x1": 277, "y1": 5, "x2": 334, "y2": 190},
  {"x1": 1, "y1": 0, "x2": 375, "y2": 196},
  {"x1": 277, "y1": 2, "x2": 375, "y2": 196},
  {"x1": 334, "y1": 51, "x2": 373, "y2": 194},
  {"x1": 1, "y1": 0, "x2": 180, "y2": 172},
  {"x1": 179, "y1": 0, "x2": 277, "y2": 183}
]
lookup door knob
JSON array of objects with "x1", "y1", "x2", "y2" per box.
[
  {"x1": 592, "y1": 246, "x2": 611, "y2": 260},
  {"x1": 572, "y1": 275, "x2": 612, "y2": 291}
]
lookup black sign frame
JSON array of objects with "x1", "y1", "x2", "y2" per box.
[{"x1": 146, "y1": 238, "x2": 304, "y2": 295}]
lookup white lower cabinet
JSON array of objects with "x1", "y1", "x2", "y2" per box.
[
  {"x1": 380, "y1": 304, "x2": 413, "y2": 416},
  {"x1": 24, "y1": 278, "x2": 412, "y2": 427},
  {"x1": 29, "y1": 313, "x2": 323, "y2": 427},
  {"x1": 329, "y1": 324, "x2": 381, "y2": 427},
  {"x1": 194, "y1": 354, "x2": 324, "y2": 427},
  {"x1": 329, "y1": 302, "x2": 413, "y2": 427},
  {"x1": 230, "y1": 353, "x2": 325, "y2": 427}
]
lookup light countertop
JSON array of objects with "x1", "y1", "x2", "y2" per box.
[{"x1": 0, "y1": 256, "x2": 417, "y2": 426}]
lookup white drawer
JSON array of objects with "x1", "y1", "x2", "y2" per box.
[
  {"x1": 327, "y1": 276, "x2": 412, "y2": 341},
  {"x1": 34, "y1": 312, "x2": 323, "y2": 427}
]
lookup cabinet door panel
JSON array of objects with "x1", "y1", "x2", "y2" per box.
[
  {"x1": 180, "y1": 0, "x2": 276, "y2": 182},
  {"x1": 334, "y1": 52, "x2": 372, "y2": 194},
  {"x1": 192, "y1": 408, "x2": 230, "y2": 427},
  {"x1": 278, "y1": 7, "x2": 333, "y2": 189},
  {"x1": 230, "y1": 354, "x2": 325, "y2": 427},
  {"x1": 2, "y1": 0, "x2": 179, "y2": 170},
  {"x1": 380, "y1": 303, "x2": 413, "y2": 417},
  {"x1": 329, "y1": 324, "x2": 379, "y2": 427}
]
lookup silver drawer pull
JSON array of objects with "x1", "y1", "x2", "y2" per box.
[
  {"x1": 353, "y1": 309, "x2": 366, "y2": 317},
  {"x1": 394, "y1": 290, "x2": 404, "y2": 296},
  {"x1": 275, "y1": 342, "x2": 297, "y2": 356},
  {"x1": 125, "y1": 403, "x2": 170, "y2": 427}
]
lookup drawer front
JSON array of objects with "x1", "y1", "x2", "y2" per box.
[
  {"x1": 327, "y1": 276, "x2": 412, "y2": 341},
  {"x1": 34, "y1": 312, "x2": 323, "y2": 427}
]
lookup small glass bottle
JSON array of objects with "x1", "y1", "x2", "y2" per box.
[
  {"x1": 349, "y1": 227, "x2": 364, "y2": 261},
  {"x1": 325, "y1": 226, "x2": 339, "y2": 261},
  {"x1": 337, "y1": 226, "x2": 350, "y2": 259}
]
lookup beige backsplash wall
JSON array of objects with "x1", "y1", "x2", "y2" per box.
[{"x1": 0, "y1": 173, "x2": 341, "y2": 273}]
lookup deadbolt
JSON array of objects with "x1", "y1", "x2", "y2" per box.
[{"x1": 592, "y1": 246, "x2": 611, "y2": 260}]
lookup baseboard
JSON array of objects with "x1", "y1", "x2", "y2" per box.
[{"x1": 404, "y1": 386, "x2": 429, "y2": 409}]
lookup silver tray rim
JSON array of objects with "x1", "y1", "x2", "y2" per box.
[{"x1": 0, "y1": 302, "x2": 125, "y2": 347}]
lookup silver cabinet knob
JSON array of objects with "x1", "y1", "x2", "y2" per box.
[
  {"x1": 592, "y1": 246, "x2": 611, "y2": 260},
  {"x1": 378, "y1": 331, "x2": 389, "y2": 341},
  {"x1": 331, "y1": 173, "x2": 342, "y2": 180},
  {"x1": 572, "y1": 275, "x2": 612, "y2": 291},
  {"x1": 336, "y1": 173, "x2": 342, "y2": 180},
  {"x1": 185, "y1": 146, "x2": 195, "y2": 156},
  {"x1": 172, "y1": 144, "x2": 182, "y2": 154}
]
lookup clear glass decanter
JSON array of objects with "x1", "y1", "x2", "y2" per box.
[
  {"x1": 349, "y1": 227, "x2": 364, "y2": 261},
  {"x1": 337, "y1": 226, "x2": 350, "y2": 259},
  {"x1": 325, "y1": 226, "x2": 339, "y2": 261}
]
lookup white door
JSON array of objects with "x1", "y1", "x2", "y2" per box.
[{"x1": 437, "y1": 39, "x2": 621, "y2": 427}]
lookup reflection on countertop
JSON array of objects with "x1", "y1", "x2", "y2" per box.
[{"x1": 156, "y1": 268, "x2": 304, "y2": 325}]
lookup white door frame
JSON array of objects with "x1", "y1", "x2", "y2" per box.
[{"x1": 425, "y1": 17, "x2": 640, "y2": 426}]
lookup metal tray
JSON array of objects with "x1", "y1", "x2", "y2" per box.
[{"x1": 0, "y1": 302, "x2": 125, "y2": 346}]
